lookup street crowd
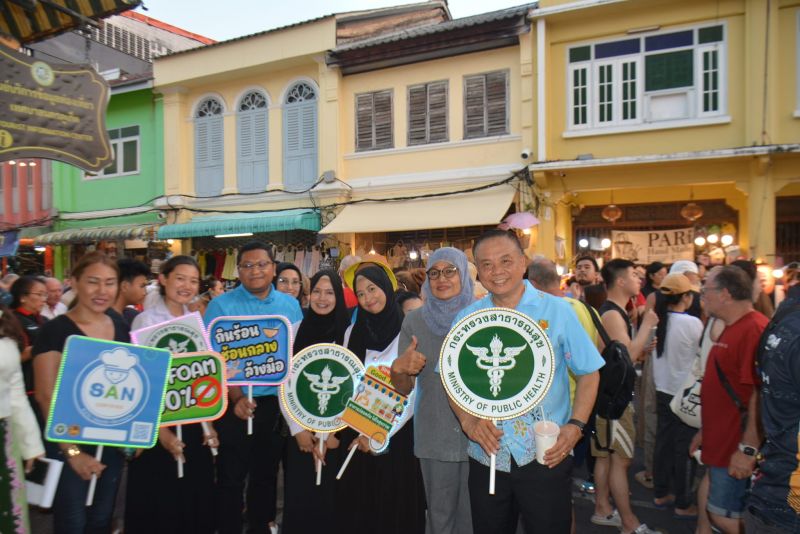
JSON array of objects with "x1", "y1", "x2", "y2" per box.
[{"x1": 0, "y1": 229, "x2": 798, "y2": 534}]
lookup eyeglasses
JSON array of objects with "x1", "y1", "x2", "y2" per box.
[
  {"x1": 277, "y1": 277, "x2": 301, "y2": 287},
  {"x1": 27, "y1": 292, "x2": 48, "y2": 298},
  {"x1": 238, "y1": 260, "x2": 274, "y2": 271},
  {"x1": 426, "y1": 266, "x2": 458, "y2": 280},
  {"x1": 786, "y1": 262, "x2": 800, "y2": 270}
]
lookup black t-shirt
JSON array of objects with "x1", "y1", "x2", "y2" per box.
[
  {"x1": 106, "y1": 307, "x2": 140, "y2": 328},
  {"x1": 32, "y1": 313, "x2": 130, "y2": 357}
]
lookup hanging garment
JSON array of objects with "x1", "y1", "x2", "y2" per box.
[
  {"x1": 197, "y1": 251, "x2": 207, "y2": 276},
  {"x1": 221, "y1": 249, "x2": 237, "y2": 280},
  {"x1": 213, "y1": 250, "x2": 226, "y2": 279}
]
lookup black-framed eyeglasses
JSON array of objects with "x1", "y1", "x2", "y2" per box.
[
  {"x1": 427, "y1": 266, "x2": 458, "y2": 280},
  {"x1": 238, "y1": 260, "x2": 274, "y2": 271}
]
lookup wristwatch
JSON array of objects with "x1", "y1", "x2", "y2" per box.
[
  {"x1": 64, "y1": 444, "x2": 82, "y2": 458},
  {"x1": 566, "y1": 418, "x2": 587, "y2": 432},
  {"x1": 738, "y1": 443, "x2": 758, "y2": 457}
]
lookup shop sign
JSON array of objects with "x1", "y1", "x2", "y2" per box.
[
  {"x1": 612, "y1": 228, "x2": 695, "y2": 264},
  {"x1": 0, "y1": 46, "x2": 112, "y2": 173},
  {"x1": 0, "y1": 231, "x2": 19, "y2": 257},
  {"x1": 45, "y1": 336, "x2": 171, "y2": 448},
  {"x1": 208, "y1": 315, "x2": 292, "y2": 386},
  {"x1": 440, "y1": 307, "x2": 556, "y2": 420},
  {"x1": 281, "y1": 343, "x2": 364, "y2": 434}
]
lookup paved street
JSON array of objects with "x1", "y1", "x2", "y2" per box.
[{"x1": 31, "y1": 447, "x2": 699, "y2": 533}]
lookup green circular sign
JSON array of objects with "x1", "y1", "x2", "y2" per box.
[
  {"x1": 280, "y1": 343, "x2": 364, "y2": 433},
  {"x1": 440, "y1": 307, "x2": 556, "y2": 420},
  {"x1": 156, "y1": 333, "x2": 198, "y2": 354}
]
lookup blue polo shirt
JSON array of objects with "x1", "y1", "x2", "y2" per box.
[
  {"x1": 452, "y1": 281, "x2": 604, "y2": 471},
  {"x1": 204, "y1": 284, "x2": 303, "y2": 397}
]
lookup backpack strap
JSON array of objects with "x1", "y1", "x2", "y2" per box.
[
  {"x1": 713, "y1": 358, "x2": 745, "y2": 415},
  {"x1": 581, "y1": 300, "x2": 613, "y2": 348}
]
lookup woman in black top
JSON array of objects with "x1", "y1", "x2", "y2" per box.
[
  {"x1": 32, "y1": 252, "x2": 128, "y2": 534},
  {"x1": 337, "y1": 265, "x2": 426, "y2": 534},
  {"x1": 10, "y1": 275, "x2": 48, "y2": 397},
  {"x1": 281, "y1": 269, "x2": 350, "y2": 533}
]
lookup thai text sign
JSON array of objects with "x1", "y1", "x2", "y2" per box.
[
  {"x1": 341, "y1": 365, "x2": 409, "y2": 451},
  {"x1": 0, "y1": 46, "x2": 112, "y2": 172},
  {"x1": 161, "y1": 352, "x2": 227, "y2": 426},
  {"x1": 208, "y1": 315, "x2": 292, "y2": 386},
  {"x1": 131, "y1": 312, "x2": 209, "y2": 354},
  {"x1": 281, "y1": 343, "x2": 364, "y2": 434},
  {"x1": 45, "y1": 336, "x2": 170, "y2": 448},
  {"x1": 440, "y1": 308, "x2": 556, "y2": 421},
  {"x1": 611, "y1": 228, "x2": 695, "y2": 264}
]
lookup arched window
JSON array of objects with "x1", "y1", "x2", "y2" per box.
[
  {"x1": 194, "y1": 97, "x2": 224, "y2": 196},
  {"x1": 283, "y1": 82, "x2": 317, "y2": 191},
  {"x1": 237, "y1": 90, "x2": 268, "y2": 193}
]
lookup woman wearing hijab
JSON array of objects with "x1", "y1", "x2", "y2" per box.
[
  {"x1": 274, "y1": 262, "x2": 304, "y2": 307},
  {"x1": 281, "y1": 269, "x2": 350, "y2": 533},
  {"x1": 391, "y1": 247, "x2": 474, "y2": 534},
  {"x1": 338, "y1": 265, "x2": 426, "y2": 534}
]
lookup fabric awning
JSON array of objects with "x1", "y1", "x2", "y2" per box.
[
  {"x1": 34, "y1": 223, "x2": 159, "y2": 245},
  {"x1": 1, "y1": 0, "x2": 142, "y2": 45},
  {"x1": 319, "y1": 185, "x2": 516, "y2": 234},
  {"x1": 157, "y1": 209, "x2": 320, "y2": 239}
]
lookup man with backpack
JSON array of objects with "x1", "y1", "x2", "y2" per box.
[
  {"x1": 592, "y1": 258, "x2": 660, "y2": 534},
  {"x1": 745, "y1": 268, "x2": 800, "y2": 532}
]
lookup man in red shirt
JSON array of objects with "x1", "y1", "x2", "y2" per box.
[{"x1": 690, "y1": 265, "x2": 768, "y2": 533}]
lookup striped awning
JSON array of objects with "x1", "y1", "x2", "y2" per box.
[
  {"x1": 157, "y1": 209, "x2": 321, "y2": 239},
  {"x1": 34, "y1": 223, "x2": 159, "y2": 245},
  {"x1": 1, "y1": 0, "x2": 141, "y2": 45}
]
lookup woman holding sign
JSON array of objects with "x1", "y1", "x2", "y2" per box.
[
  {"x1": 281, "y1": 269, "x2": 350, "y2": 533},
  {"x1": 32, "y1": 252, "x2": 127, "y2": 534},
  {"x1": 390, "y1": 247, "x2": 475, "y2": 534},
  {"x1": 338, "y1": 264, "x2": 426, "y2": 534},
  {"x1": 126, "y1": 255, "x2": 217, "y2": 534}
]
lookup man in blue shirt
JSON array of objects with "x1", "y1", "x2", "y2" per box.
[
  {"x1": 448, "y1": 230, "x2": 603, "y2": 533},
  {"x1": 205, "y1": 241, "x2": 303, "y2": 534}
]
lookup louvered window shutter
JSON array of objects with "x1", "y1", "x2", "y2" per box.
[
  {"x1": 407, "y1": 85, "x2": 427, "y2": 145},
  {"x1": 428, "y1": 81, "x2": 448, "y2": 143},
  {"x1": 237, "y1": 109, "x2": 268, "y2": 193},
  {"x1": 464, "y1": 72, "x2": 508, "y2": 138},
  {"x1": 373, "y1": 91, "x2": 392, "y2": 149},
  {"x1": 356, "y1": 91, "x2": 392, "y2": 151},
  {"x1": 284, "y1": 101, "x2": 317, "y2": 191},
  {"x1": 486, "y1": 72, "x2": 508, "y2": 136},
  {"x1": 195, "y1": 115, "x2": 224, "y2": 196},
  {"x1": 464, "y1": 75, "x2": 486, "y2": 138},
  {"x1": 356, "y1": 93, "x2": 374, "y2": 151}
]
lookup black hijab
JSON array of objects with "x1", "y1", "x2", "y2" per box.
[
  {"x1": 293, "y1": 270, "x2": 350, "y2": 352},
  {"x1": 347, "y1": 266, "x2": 403, "y2": 362}
]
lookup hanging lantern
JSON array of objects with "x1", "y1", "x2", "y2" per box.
[
  {"x1": 680, "y1": 201, "x2": 704, "y2": 222},
  {"x1": 601, "y1": 204, "x2": 623, "y2": 223}
]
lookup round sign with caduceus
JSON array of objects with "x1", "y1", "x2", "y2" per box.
[
  {"x1": 440, "y1": 307, "x2": 556, "y2": 494},
  {"x1": 280, "y1": 343, "x2": 364, "y2": 486}
]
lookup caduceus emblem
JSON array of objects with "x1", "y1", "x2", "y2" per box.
[
  {"x1": 303, "y1": 365, "x2": 348, "y2": 414},
  {"x1": 466, "y1": 334, "x2": 526, "y2": 397}
]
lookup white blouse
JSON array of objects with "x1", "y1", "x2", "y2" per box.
[{"x1": 0, "y1": 337, "x2": 45, "y2": 459}]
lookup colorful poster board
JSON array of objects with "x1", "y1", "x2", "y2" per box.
[
  {"x1": 208, "y1": 315, "x2": 293, "y2": 386},
  {"x1": 161, "y1": 352, "x2": 228, "y2": 426},
  {"x1": 281, "y1": 343, "x2": 364, "y2": 434},
  {"x1": 340, "y1": 365, "x2": 409, "y2": 452},
  {"x1": 45, "y1": 336, "x2": 171, "y2": 448},
  {"x1": 130, "y1": 312, "x2": 209, "y2": 353},
  {"x1": 440, "y1": 307, "x2": 556, "y2": 421}
]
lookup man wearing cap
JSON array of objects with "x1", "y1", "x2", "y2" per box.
[
  {"x1": 204, "y1": 241, "x2": 303, "y2": 534},
  {"x1": 447, "y1": 230, "x2": 603, "y2": 533}
]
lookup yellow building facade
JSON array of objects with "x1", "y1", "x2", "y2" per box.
[{"x1": 153, "y1": 0, "x2": 800, "y2": 270}]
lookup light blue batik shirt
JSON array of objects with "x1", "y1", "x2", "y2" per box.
[
  {"x1": 451, "y1": 281, "x2": 603, "y2": 471},
  {"x1": 204, "y1": 283, "x2": 303, "y2": 397}
]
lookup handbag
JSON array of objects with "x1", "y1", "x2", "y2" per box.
[{"x1": 670, "y1": 318, "x2": 716, "y2": 428}]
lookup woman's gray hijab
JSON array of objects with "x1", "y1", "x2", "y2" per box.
[{"x1": 421, "y1": 247, "x2": 474, "y2": 336}]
